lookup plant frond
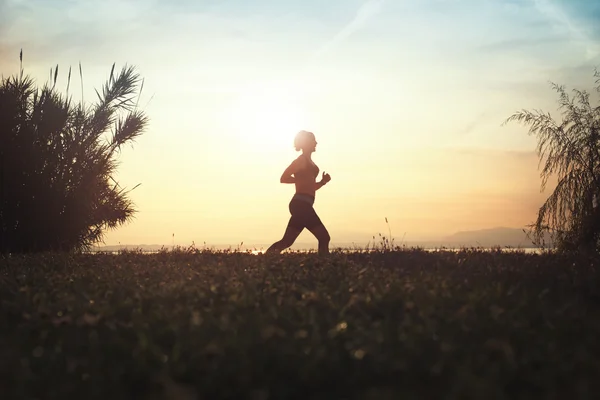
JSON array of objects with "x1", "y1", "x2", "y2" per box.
[{"x1": 110, "y1": 109, "x2": 148, "y2": 153}]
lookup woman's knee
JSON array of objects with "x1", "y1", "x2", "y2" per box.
[
  {"x1": 309, "y1": 224, "x2": 330, "y2": 243},
  {"x1": 320, "y1": 230, "x2": 331, "y2": 243}
]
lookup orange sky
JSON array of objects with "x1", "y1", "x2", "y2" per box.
[{"x1": 1, "y1": 0, "x2": 598, "y2": 248}]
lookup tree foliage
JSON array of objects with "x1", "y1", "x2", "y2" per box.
[
  {"x1": 503, "y1": 69, "x2": 600, "y2": 251},
  {"x1": 0, "y1": 51, "x2": 148, "y2": 253}
]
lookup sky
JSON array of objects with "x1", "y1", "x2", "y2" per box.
[{"x1": 1, "y1": 0, "x2": 600, "y2": 248}]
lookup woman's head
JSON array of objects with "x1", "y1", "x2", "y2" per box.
[{"x1": 294, "y1": 130, "x2": 317, "y2": 152}]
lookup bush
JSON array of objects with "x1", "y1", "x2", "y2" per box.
[{"x1": 0, "y1": 51, "x2": 148, "y2": 253}]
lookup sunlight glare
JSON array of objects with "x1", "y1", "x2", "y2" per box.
[{"x1": 221, "y1": 83, "x2": 309, "y2": 152}]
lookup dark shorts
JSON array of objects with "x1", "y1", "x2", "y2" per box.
[{"x1": 287, "y1": 194, "x2": 323, "y2": 231}]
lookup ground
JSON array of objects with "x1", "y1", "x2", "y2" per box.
[{"x1": 1, "y1": 247, "x2": 600, "y2": 399}]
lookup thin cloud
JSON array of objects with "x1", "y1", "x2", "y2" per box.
[
  {"x1": 476, "y1": 35, "x2": 567, "y2": 53},
  {"x1": 456, "y1": 112, "x2": 488, "y2": 137},
  {"x1": 311, "y1": 0, "x2": 385, "y2": 59},
  {"x1": 531, "y1": 0, "x2": 599, "y2": 60}
]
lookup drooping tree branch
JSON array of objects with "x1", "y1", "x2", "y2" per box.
[{"x1": 503, "y1": 72, "x2": 600, "y2": 251}]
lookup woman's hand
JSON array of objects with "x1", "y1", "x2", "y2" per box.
[{"x1": 315, "y1": 172, "x2": 331, "y2": 191}]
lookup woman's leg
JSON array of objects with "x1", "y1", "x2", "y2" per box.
[
  {"x1": 266, "y1": 222, "x2": 303, "y2": 254},
  {"x1": 303, "y1": 206, "x2": 330, "y2": 255},
  {"x1": 300, "y1": 203, "x2": 330, "y2": 255},
  {"x1": 307, "y1": 223, "x2": 330, "y2": 255}
]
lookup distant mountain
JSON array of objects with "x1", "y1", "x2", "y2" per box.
[{"x1": 440, "y1": 227, "x2": 552, "y2": 248}]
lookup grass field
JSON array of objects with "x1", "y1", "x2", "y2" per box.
[{"x1": 2, "y1": 247, "x2": 600, "y2": 399}]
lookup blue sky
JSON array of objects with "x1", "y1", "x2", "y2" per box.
[
  {"x1": 1, "y1": 0, "x2": 599, "y2": 246},
  {"x1": 3, "y1": 0, "x2": 598, "y2": 69}
]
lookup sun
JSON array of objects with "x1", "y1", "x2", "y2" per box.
[{"x1": 222, "y1": 84, "x2": 309, "y2": 152}]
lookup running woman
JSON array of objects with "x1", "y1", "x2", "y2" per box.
[{"x1": 266, "y1": 130, "x2": 331, "y2": 255}]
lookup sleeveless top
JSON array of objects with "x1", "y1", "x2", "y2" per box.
[{"x1": 294, "y1": 156, "x2": 319, "y2": 179}]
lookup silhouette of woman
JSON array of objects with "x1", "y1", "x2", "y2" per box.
[{"x1": 266, "y1": 130, "x2": 331, "y2": 255}]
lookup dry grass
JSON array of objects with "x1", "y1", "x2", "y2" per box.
[{"x1": 1, "y1": 247, "x2": 600, "y2": 399}]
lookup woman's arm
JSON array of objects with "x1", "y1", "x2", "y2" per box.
[{"x1": 280, "y1": 158, "x2": 303, "y2": 183}]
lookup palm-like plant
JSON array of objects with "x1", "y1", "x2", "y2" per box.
[
  {"x1": 0, "y1": 51, "x2": 148, "y2": 253},
  {"x1": 503, "y1": 69, "x2": 600, "y2": 251}
]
